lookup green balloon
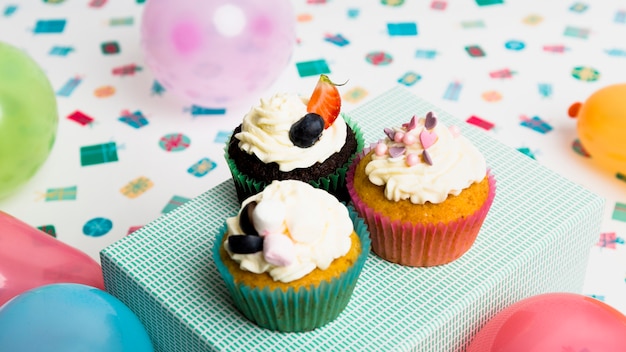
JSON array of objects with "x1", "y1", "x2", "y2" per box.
[{"x1": 0, "y1": 42, "x2": 58, "y2": 199}]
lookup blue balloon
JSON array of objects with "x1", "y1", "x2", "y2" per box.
[{"x1": 0, "y1": 283, "x2": 153, "y2": 352}]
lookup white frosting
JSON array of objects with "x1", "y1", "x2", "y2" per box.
[
  {"x1": 366, "y1": 115, "x2": 486, "y2": 204},
  {"x1": 235, "y1": 93, "x2": 347, "y2": 172},
  {"x1": 224, "y1": 180, "x2": 353, "y2": 283}
]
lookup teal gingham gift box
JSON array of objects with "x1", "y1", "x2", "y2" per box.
[{"x1": 101, "y1": 86, "x2": 604, "y2": 352}]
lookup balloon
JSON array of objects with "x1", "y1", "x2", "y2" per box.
[
  {"x1": 0, "y1": 211, "x2": 105, "y2": 306},
  {"x1": 568, "y1": 83, "x2": 626, "y2": 175},
  {"x1": 0, "y1": 283, "x2": 154, "y2": 352},
  {"x1": 140, "y1": 0, "x2": 296, "y2": 108},
  {"x1": 467, "y1": 292, "x2": 626, "y2": 352},
  {"x1": 0, "y1": 41, "x2": 58, "y2": 199}
]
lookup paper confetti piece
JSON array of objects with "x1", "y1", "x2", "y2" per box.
[
  {"x1": 119, "y1": 110, "x2": 149, "y2": 129},
  {"x1": 517, "y1": 147, "x2": 537, "y2": 159},
  {"x1": 615, "y1": 10, "x2": 626, "y2": 23},
  {"x1": 398, "y1": 72, "x2": 421, "y2": 86},
  {"x1": 431, "y1": 1, "x2": 447, "y2": 10},
  {"x1": 596, "y1": 232, "x2": 623, "y2": 249},
  {"x1": 343, "y1": 87, "x2": 368, "y2": 103},
  {"x1": 159, "y1": 133, "x2": 190, "y2": 152},
  {"x1": 564, "y1": 26, "x2": 590, "y2": 39},
  {"x1": 543, "y1": 45, "x2": 569, "y2": 53},
  {"x1": 415, "y1": 49, "x2": 437, "y2": 59},
  {"x1": 387, "y1": 22, "x2": 417, "y2": 36},
  {"x1": 3, "y1": 5, "x2": 17, "y2": 16},
  {"x1": 296, "y1": 59, "x2": 330, "y2": 77},
  {"x1": 611, "y1": 202, "x2": 626, "y2": 222},
  {"x1": 83, "y1": 217, "x2": 113, "y2": 237},
  {"x1": 465, "y1": 45, "x2": 485, "y2": 57},
  {"x1": 481, "y1": 90, "x2": 502, "y2": 102},
  {"x1": 184, "y1": 106, "x2": 226, "y2": 116},
  {"x1": 120, "y1": 177, "x2": 153, "y2": 199},
  {"x1": 34, "y1": 19, "x2": 66, "y2": 34},
  {"x1": 37, "y1": 225, "x2": 57, "y2": 238},
  {"x1": 151, "y1": 80, "x2": 166, "y2": 95},
  {"x1": 538, "y1": 83, "x2": 552, "y2": 98},
  {"x1": 571, "y1": 139, "x2": 591, "y2": 157},
  {"x1": 94, "y1": 85, "x2": 116, "y2": 98},
  {"x1": 187, "y1": 158, "x2": 217, "y2": 177},
  {"x1": 214, "y1": 130, "x2": 232, "y2": 144},
  {"x1": 112, "y1": 64, "x2": 142, "y2": 76},
  {"x1": 520, "y1": 115, "x2": 552, "y2": 134},
  {"x1": 80, "y1": 142, "x2": 119, "y2": 166},
  {"x1": 324, "y1": 33, "x2": 350, "y2": 46},
  {"x1": 571, "y1": 66, "x2": 600, "y2": 81},
  {"x1": 365, "y1": 51, "x2": 393, "y2": 65},
  {"x1": 162, "y1": 195, "x2": 191, "y2": 214},
  {"x1": 45, "y1": 186, "x2": 77, "y2": 201},
  {"x1": 489, "y1": 68, "x2": 515, "y2": 79},
  {"x1": 569, "y1": 3, "x2": 588, "y2": 13},
  {"x1": 67, "y1": 110, "x2": 94, "y2": 126},
  {"x1": 49, "y1": 46, "x2": 73, "y2": 56},
  {"x1": 57, "y1": 76, "x2": 82, "y2": 97},
  {"x1": 443, "y1": 81, "x2": 463, "y2": 101},
  {"x1": 466, "y1": 115, "x2": 495, "y2": 131}
]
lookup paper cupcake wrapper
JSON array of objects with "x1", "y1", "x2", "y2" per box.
[
  {"x1": 224, "y1": 113, "x2": 365, "y2": 203},
  {"x1": 347, "y1": 149, "x2": 497, "y2": 267},
  {"x1": 213, "y1": 207, "x2": 371, "y2": 332}
]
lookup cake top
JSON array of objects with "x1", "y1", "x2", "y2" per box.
[
  {"x1": 224, "y1": 180, "x2": 353, "y2": 283},
  {"x1": 366, "y1": 112, "x2": 486, "y2": 204},
  {"x1": 235, "y1": 75, "x2": 347, "y2": 172}
]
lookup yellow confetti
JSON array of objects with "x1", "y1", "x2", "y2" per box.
[
  {"x1": 94, "y1": 85, "x2": 116, "y2": 98},
  {"x1": 523, "y1": 14, "x2": 543, "y2": 25},
  {"x1": 343, "y1": 87, "x2": 368, "y2": 104},
  {"x1": 120, "y1": 177, "x2": 153, "y2": 199},
  {"x1": 482, "y1": 90, "x2": 502, "y2": 102}
]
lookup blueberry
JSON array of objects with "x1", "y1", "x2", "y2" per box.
[
  {"x1": 228, "y1": 234, "x2": 264, "y2": 254},
  {"x1": 239, "y1": 201, "x2": 258, "y2": 236},
  {"x1": 289, "y1": 113, "x2": 324, "y2": 148}
]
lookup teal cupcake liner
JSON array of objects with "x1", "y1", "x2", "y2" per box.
[
  {"x1": 224, "y1": 113, "x2": 366, "y2": 203},
  {"x1": 213, "y1": 206, "x2": 371, "y2": 332}
]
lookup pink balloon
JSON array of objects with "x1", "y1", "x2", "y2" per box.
[
  {"x1": 467, "y1": 293, "x2": 626, "y2": 352},
  {"x1": 0, "y1": 211, "x2": 105, "y2": 306},
  {"x1": 140, "y1": 0, "x2": 296, "y2": 107}
]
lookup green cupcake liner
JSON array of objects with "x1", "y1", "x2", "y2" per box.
[
  {"x1": 224, "y1": 113, "x2": 365, "y2": 203},
  {"x1": 213, "y1": 206, "x2": 371, "y2": 332}
]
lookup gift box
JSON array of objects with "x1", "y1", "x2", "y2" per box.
[{"x1": 101, "y1": 86, "x2": 604, "y2": 352}]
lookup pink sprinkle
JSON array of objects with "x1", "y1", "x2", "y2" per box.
[
  {"x1": 406, "y1": 153, "x2": 420, "y2": 166},
  {"x1": 375, "y1": 142, "x2": 388, "y2": 156},
  {"x1": 402, "y1": 133, "x2": 417, "y2": 145},
  {"x1": 394, "y1": 132, "x2": 405, "y2": 143}
]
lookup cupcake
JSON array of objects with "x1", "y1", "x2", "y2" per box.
[
  {"x1": 213, "y1": 180, "x2": 371, "y2": 332},
  {"x1": 347, "y1": 112, "x2": 496, "y2": 267},
  {"x1": 225, "y1": 74, "x2": 365, "y2": 203}
]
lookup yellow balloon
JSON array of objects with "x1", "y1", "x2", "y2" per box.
[{"x1": 569, "y1": 83, "x2": 626, "y2": 175}]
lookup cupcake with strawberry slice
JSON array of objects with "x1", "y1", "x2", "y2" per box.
[{"x1": 225, "y1": 74, "x2": 365, "y2": 203}]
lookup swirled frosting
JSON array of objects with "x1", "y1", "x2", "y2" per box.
[
  {"x1": 366, "y1": 113, "x2": 486, "y2": 204},
  {"x1": 235, "y1": 93, "x2": 347, "y2": 171},
  {"x1": 224, "y1": 180, "x2": 353, "y2": 283}
]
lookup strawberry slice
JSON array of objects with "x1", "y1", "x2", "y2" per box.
[{"x1": 306, "y1": 74, "x2": 345, "y2": 129}]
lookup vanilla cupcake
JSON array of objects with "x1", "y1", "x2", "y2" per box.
[
  {"x1": 347, "y1": 112, "x2": 496, "y2": 267},
  {"x1": 213, "y1": 180, "x2": 371, "y2": 332},
  {"x1": 225, "y1": 75, "x2": 364, "y2": 203}
]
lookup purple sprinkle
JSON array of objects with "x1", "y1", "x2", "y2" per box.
[
  {"x1": 406, "y1": 115, "x2": 417, "y2": 131},
  {"x1": 389, "y1": 146, "x2": 405, "y2": 158},
  {"x1": 425, "y1": 111, "x2": 437, "y2": 130},
  {"x1": 422, "y1": 150, "x2": 433, "y2": 165},
  {"x1": 384, "y1": 127, "x2": 395, "y2": 141}
]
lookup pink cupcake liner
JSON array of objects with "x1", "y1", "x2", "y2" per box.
[{"x1": 347, "y1": 149, "x2": 497, "y2": 267}]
